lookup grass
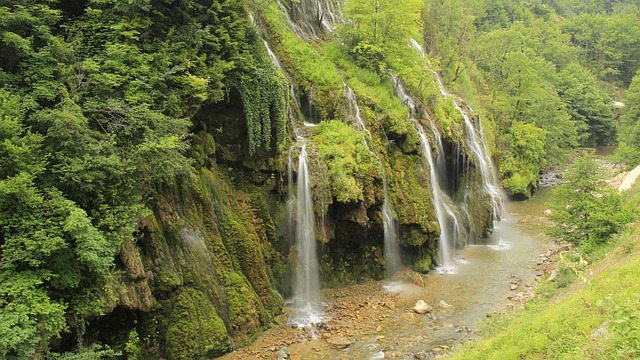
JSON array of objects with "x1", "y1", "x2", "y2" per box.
[{"x1": 448, "y1": 184, "x2": 640, "y2": 359}]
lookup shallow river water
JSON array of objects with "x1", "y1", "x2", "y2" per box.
[{"x1": 220, "y1": 189, "x2": 554, "y2": 360}]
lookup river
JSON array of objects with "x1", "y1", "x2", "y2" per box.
[{"x1": 219, "y1": 188, "x2": 554, "y2": 360}]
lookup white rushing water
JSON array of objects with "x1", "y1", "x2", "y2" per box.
[
  {"x1": 288, "y1": 142, "x2": 323, "y2": 326},
  {"x1": 344, "y1": 83, "x2": 368, "y2": 134},
  {"x1": 264, "y1": 40, "x2": 284, "y2": 71},
  {"x1": 391, "y1": 75, "x2": 460, "y2": 271},
  {"x1": 344, "y1": 83, "x2": 401, "y2": 276},
  {"x1": 410, "y1": 38, "x2": 504, "y2": 221},
  {"x1": 275, "y1": 0, "x2": 342, "y2": 42}
]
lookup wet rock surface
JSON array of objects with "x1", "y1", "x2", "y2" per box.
[{"x1": 538, "y1": 171, "x2": 565, "y2": 187}]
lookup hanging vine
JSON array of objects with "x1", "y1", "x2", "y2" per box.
[{"x1": 237, "y1": 61, "x2": 289, "y2": 155}]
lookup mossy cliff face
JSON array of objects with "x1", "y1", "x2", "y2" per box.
[
  {"x1": 120, "y1": 91, "x2": 288, "y2": 358},
  {"x1": 118, "y1": 3, "x2": 496, "y2": 357}
]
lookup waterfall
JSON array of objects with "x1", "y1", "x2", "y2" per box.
[
  {"x1": 276, "y1": 0, "x2": 342, "y2": 41},
  {"x1": 410, "y1": 38, "x2": 504, "y2": 220},
  {"x1": 391, "y1": 75, "x2": 460, "y2": 271},
  {"x1": 288, "y1": 142, "x2": 323, "y2": 326},
  {"x1": 264, "y1": 40, "x2": 284, "y2": 71},
  {"x1": 382, "y1": 195, "x2": 401, "y2": 275},
  {"x1": 344, "y1": 82, "x2": 401, "y2": 275}
]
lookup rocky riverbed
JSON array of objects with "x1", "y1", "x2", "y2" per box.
[{"x1": 219, "y1": 188, "x2": 567, "y2": 360}]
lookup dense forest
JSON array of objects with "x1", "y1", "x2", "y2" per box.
[{"x1": 1, "y1": 0, "x2": 640, "y2": 358}]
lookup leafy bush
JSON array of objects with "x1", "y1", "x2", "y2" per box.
[
  {"x1": 350, "y1": 42, "x2": 387, "y2": 74},
  {"x1": 546, "y1": 151, "x2": 635, "y2": 251}
]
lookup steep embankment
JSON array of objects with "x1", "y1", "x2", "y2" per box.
[{"x1": 449, "y1": 184, "x2": 640, "y2": 359}]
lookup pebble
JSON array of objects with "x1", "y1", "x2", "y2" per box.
[
  {"x1": 329, "y1": 337, "x2": 352, "y2": 349},
  {"x1": 439, "y1": 300, "x2": 454, "y2": 309},
  {"x1": 276, "y1": 348, "x2": 290, "y2": 360}
]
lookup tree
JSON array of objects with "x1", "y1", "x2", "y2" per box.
[
  {"x1": 499, "y1": 121, "x2": 547, "y2": 197},
  {"x1": 342, "y1": 0, "x2": 423, "y2": 71},
  {"x1": 556, "y1": 62, "x2": 615, "y2": 146},
  {"x1": 562, "y1": 11, "x2": 640, "y2": 84},
  {"x1": 423, "y1": 0, "x2": 476, "y2": 83},
  {"x1": 616, "y1": 70, "x2": 640, "y2": 166},
  {"x1": 546, "y1": 152, "x2": 634, "y2": 251}
]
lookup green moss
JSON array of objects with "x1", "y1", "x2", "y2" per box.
[
  {"x1": 457, "y1": 171, "x2": 493, "y2": 239},
  {"x1": 387, "y1": 148, "x2": 438, "y2": 240},
  {"x1": 313, "y1": 120, "x2": 380, "y2": 204},
  {"x1": 166, "y1": 288, "x2": 231, "y2": 359},
  {"x1": 403, "y1": 226, "x2": 429, "y2": 247},
  {"x1": 413, "y1": 256, "x2": 432, "y2": 273},
  {"x1": 434, "y1": 98, "x2": 465, "y2": 144}
]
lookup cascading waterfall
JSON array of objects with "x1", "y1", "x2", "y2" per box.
[
  {"x1": 344, "y1": 83, "x2": 401, "y2": 275},
  {"x1": 288, "y1": 142, "x2": 323, "y2": 326},
  {"x1": 382, "y1": 195, "x2": 401, "y2": 275},
  {"x1": 391, "y1": 75, "x2": 460, "y2": 271},
  {"x1": 276, "y1": 0, "x2": 341, "y2": 41},
  {"x1": 344, "y1": 83, "x2": 368, "y2": 134},
  {"x1": 410, "y1": 39, "x2": 504, "y2": 220},
  {"x1": 430, "y1": 123, "x2": 448, "y2": 186},
  {"x1": 264, "y1": 40, "x2": 284, "y2": 71}
]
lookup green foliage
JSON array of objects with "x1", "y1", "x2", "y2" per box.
[
  {"x1": 0, "y1": 269, "x2": 66, "y2": 359},
  {"x1": 342, "y1": 0, "x2": 423, "y2": 51},
  {"x1": 562, "y1": 10, "x2": 640, "y2": 85},
  {"x1": 617, "y1": 70, "x2": 640, "y2": 166},
  {"x1": 556, "y1": 63, "x2": 615, "y2": 146},
  {"x1": 124, "y1": 327, "x2": 141, "y2": 360},
  {"x1": 0, "y1": 0, "x2": 281, "y2": 357},
  {"x1": 350, "y1": 42, "x2": 386, "y2": 74},
  {"x1": 313, "y1": 121, "x2": 379, "y2": 203},
  {"x1": 235, "y1": 57, "x2": 288, "y2": 155},
  {"x1": 499, "y1": 121, "x2": 546, "y2": 197},
  {"x1": 546, "y1": 152, "x2": 634, "y2": 250}
]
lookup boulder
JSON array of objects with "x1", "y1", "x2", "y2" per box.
[{"x1": 413, "y1": 300, "x2": 433, "y2": 314}]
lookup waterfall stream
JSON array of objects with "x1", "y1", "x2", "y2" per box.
[
  {"x1": 264, "y1": 40, "x2": 284, "y2": 71},
  {"x1": 275, "y1": 0, "x2": 341, "y2": 41},
  {"x1": 391, "y1": 75, "x2": 461, "y2": 271},
  {"x1": 344, "y1": 83, "x2": 401, "y2": 276},
  {"x1": 410, "y1": 39, "x2": 504, "y2": 221},
  {"x1": 288, "y1": 142, "x2": 323, "y2": 326}
]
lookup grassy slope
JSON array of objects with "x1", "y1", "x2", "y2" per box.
[{"x1": 450, "y1": 185, "x2": 640, "y2": 360}]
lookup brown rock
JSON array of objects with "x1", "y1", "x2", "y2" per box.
[
  {"x1": 413, "y1": 300, "x2": 433, "y2": 314},
  {"x1": 329, "y1": 337, "x2": 352, "y2": 349}
]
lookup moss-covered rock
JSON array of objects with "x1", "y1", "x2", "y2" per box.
[
  {"x1": 166, "y1": 288, "x2": 232, "y2": 359},
  {"x1": 387, "y1": 147, "x2": 439, "y2": 240},
  {"x1": 313, "y1": 120, "x2": 381, "y2": 205},
  {"x1": 413, "y1": 256, "x2": 432, "y2": 273}
]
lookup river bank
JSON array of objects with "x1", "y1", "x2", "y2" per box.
[{"x1": 219, "y1": 188, "x2": 561, "y2": 360}]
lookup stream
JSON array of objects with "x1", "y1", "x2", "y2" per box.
[{"x1": 219, "y1": 188, "x2": 554, "y2": 360}]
